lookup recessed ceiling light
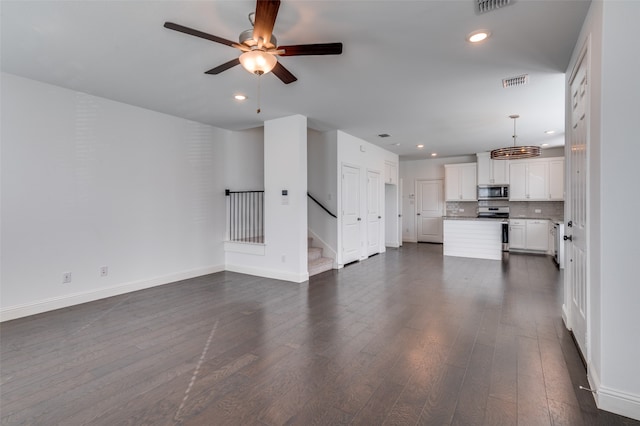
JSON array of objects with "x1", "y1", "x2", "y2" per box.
[
  {"x1": 467, "y1": 30, "x2": 491, "y2": 43},
  {"x1": 417, "y1": 144, "x2": 424, "y2": 149},
  {"x1": 541, "y1": 143, "x2": 549, "y2": 147},
  {"x1": 234, "y1": 94, "x2": 247, "y2": 100},
  {"x1": 544, "y1": 130, "x2": 556, "y2": 134},
  {"x1": 390, "y1": 143, "x2": 401, "y2": 146},
  {"x1": 431, "y1": 153, "x2": 437, "y2": 157}
]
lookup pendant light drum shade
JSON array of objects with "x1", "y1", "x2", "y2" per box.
[
  {"x1": 490, "y1": 145, "x2": 541, "y2": 159},
  {"x1": 491, "y1": 115, "x2": 541, "y2": 160}
]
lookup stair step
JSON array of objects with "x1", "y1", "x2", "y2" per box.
[
  {"x1": 309, "y1": 257, "x2": 333, "y2": 277},
  {"x1": 308, "y1": 247, "x2": 323, "y2": 261}
]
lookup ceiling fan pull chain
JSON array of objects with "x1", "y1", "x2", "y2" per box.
[{"x1": 257, "y1": 74, "x2": 261, "y2": 114}]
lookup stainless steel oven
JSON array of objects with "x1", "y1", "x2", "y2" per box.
[{"x1": 477, "y1": 206, "x2": 510, "y2": 251}]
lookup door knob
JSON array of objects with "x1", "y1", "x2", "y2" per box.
[
  {"x1": 357, "y1": 217, "x2": 361, "y2": 221},
  {"x1": 378, "y1": 216, "x2": 382, "y2": 219},
  {"x1": 564, "y1": 235, "x2": 572, "y2": 241},
  {"x1": 567, "y1": 220, "x2": 573, "y2": 227},
  {"x1": 417, "y1": 213, "x2": 421, "y2": 216}
]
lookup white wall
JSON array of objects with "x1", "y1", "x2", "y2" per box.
[
  {"x1": 225, "y1": 127, "x2": 264, "y2": 190},
  {"x1": 400, "y1": 155, "x2": 475, "y2": 242},
  {"x1": 307, "y1": 129, "x2": 338, "y2": 259},
  {"x1": 225, "y1": 115, "x2": 308, "y2": 283},
  {"x1": 599, "y1": 3, "x2": 640, "y2": 411},
  {"x1": 566, "y1": 1, "x2": 640, "y2": 419},
  {"x1": 1, "y1": 73, "x2": 228, "y2": 320},
  {"x1": 336, "y1": 130, "x2": 398, "y2": 263}
]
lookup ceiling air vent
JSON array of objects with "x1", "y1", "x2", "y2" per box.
[
  {"x1": 502, "y1": 74, "x2": 529, "y2": 88},
  {"x1": 476, "y1": 0, "x2": 512, "y2": 14},
  {"x1": 378, "y1": 133, "x2": 391, "y2": 138}
]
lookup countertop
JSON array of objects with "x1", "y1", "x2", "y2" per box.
[
  {"x1": 443, "y1": 215, "x2": 564, "y2": 223},
  {"x1": 443, "y1": 216, "x2": 507, "y2": 221},
  {"x1": 510, "y1": 216, "x2": 564, "y2": 224}
]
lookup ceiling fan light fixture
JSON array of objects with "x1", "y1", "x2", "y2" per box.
[
  {"x1": 239, "y1": 50, "x2": 277, "y2": 75},
  {"x1": 491, "y1": 114, "x2": 541, "y2": 160}
]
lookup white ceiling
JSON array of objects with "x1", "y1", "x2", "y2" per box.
[{"x1": 1, "y1": 0, "x2": 590, "y2": 160}]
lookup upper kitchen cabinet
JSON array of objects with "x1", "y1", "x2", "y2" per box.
[
  {"x1": 384, "y1": 161, "x2": 398, "y2": 185},
  {"x1": 445, "y1": 163, "x2": 477, "y2": 201},
  {"x1": 548, "y1": 159, "x2": 565, "y2": 200},
  {"x1": 509, "y1": 157, "x2": 564, "y2": 201},
  {"x1": 477, "y1": 152, "x2": 509, "y2": 185}
]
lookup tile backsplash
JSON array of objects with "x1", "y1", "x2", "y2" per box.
[
  {"x1": 446, "y1": 200, "x2": 564, "y2": 220},
  {"x1": 509, "y1": 201, "x2": 564, "y2": 220},
  {"x1": 445, "y1": 201, "x2": 481, "y2": 217}
]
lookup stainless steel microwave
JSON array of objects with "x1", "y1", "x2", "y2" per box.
[{"x1": 477, "y1": 185, "x2": 509, "y2": 200}]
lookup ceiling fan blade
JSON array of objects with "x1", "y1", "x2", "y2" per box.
[
  {"x1": 278, "y1": 43, "x2": 343, "y2": 56},
  {"x1": 232, "y1": 43, "x2": 251, "y2": 52},
  {"x1": 205, "y1": 58, "x2": 241, "y2": 75},
  {"x1": 253, "y1": 0, "x2": 280, "y2": 49},
  {"x1": 272, "y1": 62, "x2": 297, "y2": 84},
  {"x1": 164, "y1": 22, "x2": 236, "y2": 48}
]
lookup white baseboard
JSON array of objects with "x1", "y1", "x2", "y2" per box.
[
  {"x1": 0, "y1": 264, "x2": 225, "y2": 322},
  {"x1": 225, "y1": 264, "x2": 309, "y2": 283},
  {"x1": 562, "y1": 303, "x2": 570, "y2": 329},
  {"x1": 590, "y1": 368, "x2": 640, "y2": 421}
]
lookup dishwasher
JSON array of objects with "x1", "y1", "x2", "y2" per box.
[{"x1": 552, "y1": 221, "x2": 565, "y2": 269}]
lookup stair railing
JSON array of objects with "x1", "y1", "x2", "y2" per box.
[
  {"x1": 225, "y1": 189, "x2": 264, "y2": 243},
  {"x1": 307, "y1": 192, "x2": 337, "y2": 218}
]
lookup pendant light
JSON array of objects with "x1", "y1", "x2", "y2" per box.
[{"x1": 491, "y1": 115, "x2": 541, "y2": 160}]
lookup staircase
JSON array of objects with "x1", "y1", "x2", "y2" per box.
[{"x1": 308, "y1": 237, "x2": 334, "y2": 277}]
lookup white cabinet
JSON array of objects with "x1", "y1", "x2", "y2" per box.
[
  {"x1": 477, "y1": 152, "x2": 509, "y2": 185},
  {"x1": 445, "y1": 163, "x2": 477, "y2": 201},
  {"x1": 509, "y1": 219, "x2": 526, "y2": 250},
  {"x1": 509, "y1": 157, "x2": 564, "y2": 201},
  {"x1": 548, "y1": 159, "x2": 564, "y2": 200},
  {"x1": 509, "y1": 162, "x2": 528, "y2": 200},
  {"x1": 509, "y1": 219, "x2": 549, "y2": 252},
  {"x1": 526, "y1": 220, "x2": 549, "y2": 251},
  {"x1": 384, "y1": 161, "x2": 398, "y2": 185}
]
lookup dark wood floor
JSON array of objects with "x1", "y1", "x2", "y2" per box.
[{"x1": 2, "y1": 243, "x2": 639, "y2": 426}]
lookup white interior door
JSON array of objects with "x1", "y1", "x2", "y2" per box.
[
  {"x1": 341, "y1": 164, "x2": 361, "y2": 264},
  {"x1": 567, "y1": 47, "x2": 589, "y2": 358},
  {"x1": 367, "y1": 170, "x2": 381, "y2": 256},
  {"x1": 384, "y1": 184, "x2": 398, "y2": 247},
  {"x1": 416, "y1": 179, "x2": 444, "y2": 243}
]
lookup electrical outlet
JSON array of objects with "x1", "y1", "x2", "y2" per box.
[
  {"x1": 100, "y1": 266, "x2": 108, "y2": 277},
  {"x1": 62, "y1": 272, "x2": 72, "y2": 284}
]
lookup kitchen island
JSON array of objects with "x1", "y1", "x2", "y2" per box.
[{"x1": 443, "y1": 217, "x2": 504, "y2": 260}]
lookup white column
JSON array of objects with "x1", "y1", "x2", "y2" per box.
[{"x1": 264, "y1": 115, "x2": 309, "y2": 282}]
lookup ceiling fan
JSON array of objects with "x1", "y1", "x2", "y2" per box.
[{"x1": 164, "y1": 0, "x2": 343, "y2": 84}]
